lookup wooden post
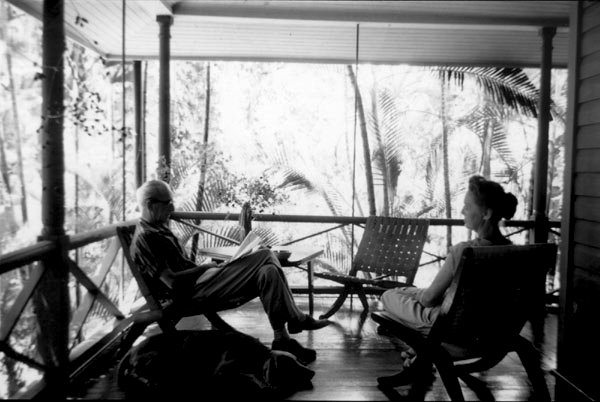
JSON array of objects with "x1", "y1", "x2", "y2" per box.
[
  {"x1": 34, "y1": 0, "x2": 70, "y2": 397},
  {"x1": 133, "y1": 60, "x2": 145, "y2": 188},
  {"x1": 240, "y1": 202, "x2": 253, "y2": 237},
  {"x1": 157, "y1": 15, "x2": 173, "y2": 182},
  {"x1": 532, "y1": 26, "x2": 556, "y2": 245},
  {"x1": 530, "y1": 25, "x2": 556, "y2": 348}
]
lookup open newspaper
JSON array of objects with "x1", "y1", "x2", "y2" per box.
[
  {"x1": 227, "y1": 230, "x2": 262, "y2": 263},
  {"x1": 196, "y1": 231, "x2": 262, "y2": 285}
]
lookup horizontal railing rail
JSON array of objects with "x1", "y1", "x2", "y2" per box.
[
  {"x1": 171, "y1": 212, "x2": 561, "y2": 267},
  {"x1": 67, "y1": 219, "x2": 137, "y2": 250},
  {"x1": 172, "y1": 211, "x2": 561, "y2": 230},
  {"x1": 0, "y1": 240, "x2": 55, "y2": 274}
]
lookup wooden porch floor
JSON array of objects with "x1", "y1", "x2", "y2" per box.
[{"x1": 69, "y1": 294, "x2": 557, "y2": 401}]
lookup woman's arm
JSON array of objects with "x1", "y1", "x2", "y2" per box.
[{"x1": 417, "y1": 243, "x2": 466, "y2": 307}]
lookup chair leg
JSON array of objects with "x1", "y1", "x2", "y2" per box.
[
  {"x1": 530, "y1": 279, "x2": 548, "y2": 348},
  {"x1": 407, "y1": 374, "x2": 434, "y2": 401},
  {"x1": 115, "y1": 320, "x2": 150, "y2": 361},
  {"x1": 456, "y1": 373, "x2": 495, "y2": 401},
  {"x1": 529, "y1": 313, "x2": 546, "y2": 349},
  {"x1": 356, "y1": 287, "x2": 370, "y2": 312},
  {"x1": 435, "y1": 353, "x2": 465, "y2": 402},
  {"x1": 319, "y1": 286, "x2": 351, "y2": 319},
  {"x1": 515, "y1": 335, "x2": 550, "y2": 401},
  {"x1": 204, "y1": 311, "x2": 237, "y2": 332}
]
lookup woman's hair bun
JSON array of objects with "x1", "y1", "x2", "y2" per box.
[
  {"x1": 468, "y1": 175, "x2": 519, "y2": 221},
  {"x1": 502, "y1": 192, "x2": 518, "y2": 220}
]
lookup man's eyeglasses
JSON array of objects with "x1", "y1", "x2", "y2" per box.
[{"x1": 148, "y1": 198, "x2": 173, "y2": 206}]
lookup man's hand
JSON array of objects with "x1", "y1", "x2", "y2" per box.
[
  {"x1": 200, "y1": 260, "x2": 229, "y2": 269},
  {"x1": 200, "y1": 261, "x2": 221, "y2": 269}
]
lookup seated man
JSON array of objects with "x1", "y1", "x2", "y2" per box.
[{"x1": 130, "y1": 179, "x2": 331, "y2": 364}]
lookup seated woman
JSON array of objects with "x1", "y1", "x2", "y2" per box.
[
  {"x1": 379, "y1": 175, "x2": 518, "y2": 383},
  {"x1": 130, "y1": 179, "x2": 331, "y2": 365}
]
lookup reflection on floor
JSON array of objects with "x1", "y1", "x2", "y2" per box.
[{"x1": 75, "y1": 294, "x2": 557, "y2": 401}]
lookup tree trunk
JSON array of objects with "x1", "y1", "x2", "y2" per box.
[
  {"x1": 1, "y1": 0, "x2": 28, "y2": 223},
  {"x1": 481, "y1": 118, "x2": 492, "y2": 177},
  {"x1": 546, "y1": 124, "x2": 557, "y2": 214},
  {"x1": 0, "y1": 115, "x2": 18, "y2": 236},
  {"x1": 342, "y1": 76, "x2": 365, "y2": 221},
  {"x1": 143, "y1": 61, "x2": 148, "y2": 179},
  {"x1": 347, "y1": 65, "x2": 376, "y2": 216},
  {"x1": 0, "y1": 114, "x2": 12, "y2": 196},
  {"x1": 370, "y1": 89, "x2": 389, "y2": 216},
  {"x1": 134, "y1": 60, "x2": 145, "y2": 188},
  {"x1": 191, "y1": 63, "x2": 211, "y2": 260},
  {"x1": 441, "y1": 81, "x2": 452, "y2": 248}
]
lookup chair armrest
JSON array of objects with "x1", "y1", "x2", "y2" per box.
[
  {"x1": 131, "y1": 309, "x2": 164, "y2": 325},
  {"x1": 371, "y1": 311, "x2": 430, "y2": 350},
  {"x1": 373, "y1": 279, "x2": 411, "y2": 289},
  {"x1": 315, "y1": 272, "x2": 409, "y2": 288}
]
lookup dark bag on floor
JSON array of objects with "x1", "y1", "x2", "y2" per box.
[{"x1": 117, "y1": 330, "x2": 314, "y2": 399}]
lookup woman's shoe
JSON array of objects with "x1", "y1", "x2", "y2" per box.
[
  {"x1": 377, "y1": 362, "x2": 435, "y2": 387},
  {"x1": 377, "y1": 366, "x2": 418, "y2": 387}
]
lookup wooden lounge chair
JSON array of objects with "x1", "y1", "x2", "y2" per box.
[
  {"x1": 315, "y1": 216, "x2": 429, "y2": 319},
  {"x1": 116, "y1": 224, "x2": 236, "y2": 337},
  {"x1": 371, "y1": 243, "x2": 557, "y2": 401}
]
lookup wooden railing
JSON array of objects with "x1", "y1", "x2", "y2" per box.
[{"x1": 0, "y1": 213, "x2": 560, "y2": 398}]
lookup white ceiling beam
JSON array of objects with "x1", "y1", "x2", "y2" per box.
[{"x1": 171, "y1": 1, "x2": 569, "y2": 28}]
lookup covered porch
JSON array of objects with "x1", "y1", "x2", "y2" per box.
[{"x1": 0, "y1": 1, "x2": 579, "y2": 400}]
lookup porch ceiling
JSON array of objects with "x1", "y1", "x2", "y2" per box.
[{"x1": 8, "y1": 0, "x2": 571, "y2": 68}]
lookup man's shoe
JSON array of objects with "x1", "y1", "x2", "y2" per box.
[
  {"x1": 272, "y1": 338, "x2": 317, "y2": 365},
  {"x1": 288, "y1": 316, "x2": 332, "y2": 334}
]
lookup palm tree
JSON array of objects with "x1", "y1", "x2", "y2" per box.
[
  {"x1": 190, "y1": 62, "x2": 212, "y2": 260},
  {"x1": 1, "y1": 0, "x2": 28, "y2": 223},
  {"x1": 347, "y1": 65, "x2": 376, "y2": 216},
  {"x1": 367, "y1": 87, "x2": 404, "y2": 217},
  {"x1": 455, "y1": 102, "x2": 520, "y2": 181}
]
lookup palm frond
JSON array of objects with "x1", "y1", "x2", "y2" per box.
[
  {"x1": 493, "y1": 166, "x2": 521, "y2": 185},
  {"x1": 456, "y1": 104, "x2": 518, "y2": 171},
  {"x1": 169, "y1": 157, "x2": 199, "y2": 191},
  {"x1": 461, "y1": 148, "x2": 480, "y2": 178},
  {"x1": 368, "y1": 88, "x2": 405, "y2": 209},
  {"x1": 490, "y1": 124, "x2": 518, "y2": 170},
  {"x1": 318, "y1": 229, "x2": 358, "y2": 276},
  {"x1": 89, "y1": 167, "x2": 134, "y2": 223},
  {"x1": 252, "y1": 226, "x2": 282, "y2": 247},
  {"x1": 179, "y1": 223, "x2": 245, "y2": 250},
  {"x1": 277, "y1": 166, "x2": 348, "y2": 217},
  {"x1": 434, "y1": 66, "x2": 539, "y2": 118}
]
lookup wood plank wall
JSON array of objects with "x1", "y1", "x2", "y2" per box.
[{"x1": 559, "y1": 1, "x2": 600, "y2": 401}]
